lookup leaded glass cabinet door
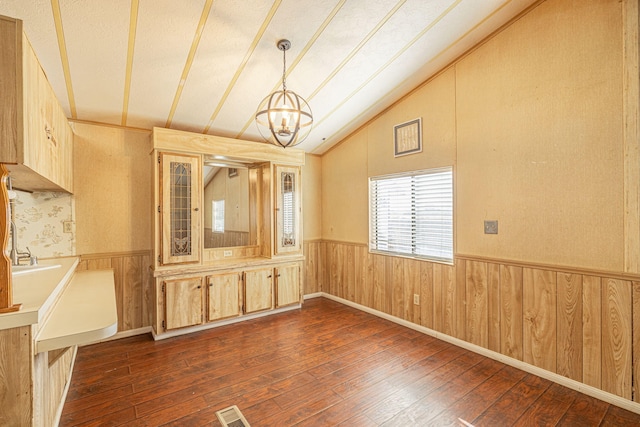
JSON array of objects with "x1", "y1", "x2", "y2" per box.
[
  {"x1": 160, "y1": 153, "x2": 201, "y2": 265},
  {"x1": 274, "y1": 165, "x2": 301, "y2": 255}
]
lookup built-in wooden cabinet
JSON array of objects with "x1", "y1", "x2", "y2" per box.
[
  {"x1": 0, "y1": 15, "x2": 73, "y2": 193},
  {"x1": 159, "y1": 152, "x2": 201, "y2": 266},
  {"x1": 207, "y1": 273, "x2": 241, "y2": 321},
  {"x1": 163, "y1": 277, "x2": 203, "y2": 330},
  {"x1": 151, "y1": 127, "x2": 305, "y2": 339},
  {"x1": 275, "y1": 263, "x2": 301, "y2": 307},
  {"x1": 243, "y1": 268, "x2": 274, "y2": 314}
]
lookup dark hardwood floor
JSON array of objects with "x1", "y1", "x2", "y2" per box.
[{"x1": 60, "y1": 297, "x2": 640, "y2": 426}]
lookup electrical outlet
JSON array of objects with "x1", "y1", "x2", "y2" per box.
[
  {"x1": 223, "y1": 250, "x2": 232, "y2": 257},
  {"x1": 413, "y1": 294, "x2": 420, "y2": 305},
  {"x1": 63, "y1": 221, "x2": 73, "y2": 233},
  {"x1": 484, "y1": 220, "x2": 498, "y2": 234}
]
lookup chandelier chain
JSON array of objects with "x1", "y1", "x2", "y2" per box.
[{"x1": 282, "y1": 48, "x2": 287, "y2": 92}]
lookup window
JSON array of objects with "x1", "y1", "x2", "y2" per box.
[
  {"x1": 369, "y1": 167, "x2": 453, "y2": 263},
  {"x1": 213, "y1": 199, "x2": 225, "y2": 233}
]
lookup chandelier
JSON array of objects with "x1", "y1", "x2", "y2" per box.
[{"x1": 255, "y1": 39, "x2": 313, "y2": 148}]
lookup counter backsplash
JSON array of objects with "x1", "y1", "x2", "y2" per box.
[{"x1": 9, "y1": 190, "x2": 75, "y2": 258}]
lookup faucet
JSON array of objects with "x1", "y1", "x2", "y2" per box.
[{"x1": 9, "y1": 220, "x2": 32, "y2": 266}]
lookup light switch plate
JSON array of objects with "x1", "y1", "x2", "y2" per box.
[{"x1": 484, "y1": 220, "x2": 498, "y2": 234}]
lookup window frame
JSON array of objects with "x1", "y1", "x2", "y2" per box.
[{"x1": 368, "y1": 166, "x2": 454, "y2": 265}]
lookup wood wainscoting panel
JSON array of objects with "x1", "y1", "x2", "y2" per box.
[
  {"x1": 556, "y1": 273, "x2": 583, "y2": 381},
  {"x1": 78, "y1": 251, "x2": 153, "y2": 333},
  {"x1": 306, "y1": 242, "x2": 640, "y2": 406},
  {"x1": 419, "y1": 260, "x2": 434, "y2": 329},
  {"x1": 487, "y1": 262, "x2": 501, "y2": 353},
  {"x1": 500, "y1": 265, "x2": 523, "y2": 360},
  {"x1": 432, "y1": 262, "x2": 444, "y2": 333},
  {"x1": 391, "y1": 257, "x2": 404, "y2": 320},
  {"x1": 466, "y1": 260, "x2": 488, "y2": 348},
  {"x1": 601, "y1": 278, "x2": 632, "y2": 399},
  {"x1": 634, "y1": 281, "x2": 640, "y2": 402},
  {"x1": 403, "y1": 257, "x2": 422, "y2": 325},
  {"x1": 523, "y1": 268, "x2": 557, "y2": 373},
  {"x1": 582, "y1": 275, "x2": 602, "y2": 389}
]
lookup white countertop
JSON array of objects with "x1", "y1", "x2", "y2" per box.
[
  {"x1": 35, "y1": 269, "x2": 117, "y2": 353},
  {"x1": 0, "y1": 257, "x2": 79, "y2": 330}
]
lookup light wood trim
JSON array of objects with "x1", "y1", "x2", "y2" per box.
[
  {"x1": 153, "y1": 127, "x2": 305, "y2": 166},
  {"x1": 50, "y1": 0, "x2": 76, "y2": 118},
  {"x1": 0, "y1": 165, "x2": 20, "y2": 313},
  {"x1": 456, "y1": 253, "x2": 640, "y2": 282},
  {"x1": 80, "y1": 250, "x2": 151, "y2": 260},
  {"x1": 624, "y1": 0, "x2": 640, "y2": 274}
]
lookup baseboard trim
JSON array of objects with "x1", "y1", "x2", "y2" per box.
[
  {"x1": 151, "y1": 305, "x2": 302, "y2": 341},
  {"x1": 79, "y1": 326, "x2": 153, "y2": 346},
  {"x1": 319, "y1": 292, "x2": 640, "y2": 415},
  {"x1": 303, "y1": 292, "x2": 323, "y2": 300}
]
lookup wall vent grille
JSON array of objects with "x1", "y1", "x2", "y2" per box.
[{"x1": 215, "y1": 405, "x2": 250, "y2": 427}]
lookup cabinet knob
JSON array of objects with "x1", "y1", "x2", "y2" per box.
[
  {"x1": 194, "y1": 207, "x2": 199, "y2": 211},
  {"x1": 197, "y1": 285, "x2": 202, "y2": 289},
  {"x1": 267, "y1": 274, "x2": 272, "y2": 278}
]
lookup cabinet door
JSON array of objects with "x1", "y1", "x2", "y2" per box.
[
  {"x1": 164, "y1": 277, "x2": 203, "y2": 330},
  {"x1": 244, "y1": 269, "x2": 273, "y2": 314},
  {"x1": 275, "y1": 264, "x2": 301, "y2": 307},
  {"x1": 160, "y1": 152, "x2": 201, "y2": 265},
  {"x1": 207, "y1": 273, "x2": 241, "y2": 321},
  {"x1": 274, "y1": 165, "x2": 301, "y2": 255}
]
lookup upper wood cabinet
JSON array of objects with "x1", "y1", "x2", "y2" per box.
[
  {"x1": 0, "y1": 16, "x2": 73, "y2": 193},
  {"x1": 274, "y1": 165, "x2": 302, "y2": 255},
  {"x1": 159, "y1": 152, "x2": 201, "y2": 265}
]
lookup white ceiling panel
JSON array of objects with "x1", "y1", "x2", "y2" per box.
[
  {"x1": 60, "y1": 0, "x2": 130, "y2": 124},
  {"x1": 125, "y1": 0, "x2": 207, "y2": 129},
  {"x1": 0, "y1": 0, "x2": 539, "y2": 153},
  {"x1": 208, "y1": 0, "x2": 346, "y2": 139},
  {"x1": 170, "y1": 0, "x2": 276, "y2": 134}
]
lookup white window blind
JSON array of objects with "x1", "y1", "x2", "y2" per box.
[{"x1": 369, "y1": 167, "x2": 453, "y2": 263}]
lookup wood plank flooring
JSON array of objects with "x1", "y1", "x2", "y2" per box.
[{"x1": 60, "y1": 297, "x2": 640, "y2": 426}]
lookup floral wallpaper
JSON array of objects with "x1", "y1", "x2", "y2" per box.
[{"x1": 8, "y1": 190, "x2": 75, "y2": 258}]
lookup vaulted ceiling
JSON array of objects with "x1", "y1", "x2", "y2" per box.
[{"x1": 0, "y1": 0, "x2": 537, "y2": 153}]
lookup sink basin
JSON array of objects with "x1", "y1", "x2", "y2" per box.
[{"x1": 12, "y1": 264, "x2": 62, "y2": 276}]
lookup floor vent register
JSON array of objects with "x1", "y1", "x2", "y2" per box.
[{"x1": 215, "y1": 405, "x2": 251, "y2": 427}]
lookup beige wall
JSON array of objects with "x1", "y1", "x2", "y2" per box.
[
  {"x1": 73, "y1": 122, "x2": 152, "y2": 254},
  {"x1": 302, "y1": 154, "x2": 322, "y2": 240},
  {"x1": 322, "y1": 129, "x2": 369, "y2": 243},
  {"x1": 321, "y1": 0, "x2": 629, "y2": 272}
]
